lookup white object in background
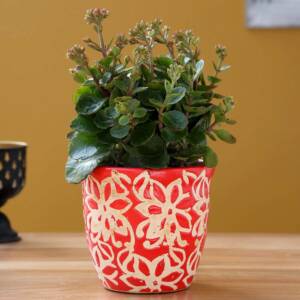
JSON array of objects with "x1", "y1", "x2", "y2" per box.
[{"x1": 246, "y1": 0, "x2": 300, "y2": 28}]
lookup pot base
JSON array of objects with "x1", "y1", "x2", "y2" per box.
[{"x1": 104, "y1": 285, "x2": 191, "y2": 294}]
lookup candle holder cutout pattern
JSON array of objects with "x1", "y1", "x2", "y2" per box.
[{"x1": 0, "y1": 141, "x2": 27, "y2": 243}]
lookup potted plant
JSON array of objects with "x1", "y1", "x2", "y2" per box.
[{"x1": 65, "y1": 8, "x2": 236, "y2": 293}]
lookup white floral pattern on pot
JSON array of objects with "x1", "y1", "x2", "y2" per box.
[{"x1": 83, "y1": 167, "x2": 212, "y2": 293}]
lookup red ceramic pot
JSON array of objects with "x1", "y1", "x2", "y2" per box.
[{"x1": 82, "y1": 166, "x2": 214, "y2": 293}]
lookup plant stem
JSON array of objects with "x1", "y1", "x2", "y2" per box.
[
  {"x1": 86, "y1": 66, "x2": 110, "y2": 97},
  {"x1": 214, "y1": 56, "x2": 224, "y2": 78},
  {"x1": 166, "y1": 42, "x2": 175, "y2": 59},
  {"x1": 97, "y1": 25, "x2": 107, "y2": 57},
  {"x1": 158, "y1": 107, "x2": 165, "y2": 129}
]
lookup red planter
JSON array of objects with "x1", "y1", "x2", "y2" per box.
[{"x1": 82, "y1": 166, "x2": 214, "y2": 293}]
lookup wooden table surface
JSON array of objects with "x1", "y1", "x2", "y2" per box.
[{"x1": 0, "y1": 233, "x2": 299, "y2": 300}]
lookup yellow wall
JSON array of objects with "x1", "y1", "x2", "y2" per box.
[{"x1": 1, "y1": 0, "x2": 299, "y2": 233}]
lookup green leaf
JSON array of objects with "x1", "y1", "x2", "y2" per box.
[
  {"x1": 141, "y1": 64, "x2": 154, "y2": 81},
  {"x1": 188, "y1": 125, "x2": 206, "y2": 145},
  {"x1": 164, "y1": 80, "x2": 172, "y2": 94},
  {"x1": 111, "y1": 46, "x2": 121, "y2": 57},
  {"x1": 131, "y1": 121, "x2": 156, "y2": 146},
  {"x1": 137, "y1": 135, "x2": 163, "y2": 154},
  {"x1": 225, "y1": 119, "x2": 237, "y2": 125},
  {"x1": 212, "y1": 105, "x2": 226, "y2": 123},
  {"x1": 190, "y1": 90, "x2": 207, "y2": 97},
  {"x1": 69, "y1": 132, "x2": 105, "y2": 160},
  {"x1": 70, "y1": 115, "x2": 99, "y2": 133},
  {"x1": 135, "y1": 113, "x2": 149, "y2": 125},
  {"x1": 198, "y1": 85, "x2": 213, "y2": 92},
  {"x1": 133, "y1": 107, "x2": 147, "y2": 118},
  {"x1": 128, "y1": 99, "x2": 140, "y2": 113},
  {"x1": 136, "y1": 135, "x2": 169, "y2": 168},
  {"x1": 110, "y1": 125, "x2": 130, "y2": 139},
  {"x1": 213, "y1": 129, "x2": 236, "y2": 144},
  {"x1": 191, "y1": 98, "x2": 210, "y2": 105},
  {"x1": 114, "y1": 76, "x2": 130, "y2": 93},
  {"x1": 72, "y1": 86, "x2": 94, "y2": 104},
  {"x1": 203, "y1": 146, "x2": 218, "y2": 167},
  {"x1": 106, "y1": 107, "x2": 120, "y2": 119},
  {"x1": 98, "y1": 130, "x2": 118, "y2": 145},
  {"x1": 132, "y1": 87, "x2": 149, "y2": 95},
  {"x1": 137, "y1": 152, "x2": 169, "y2": 168},
  {"x1": 213, "y1": 93, "x2": 225, "y2": 99},
  {"x1": 195, "y1": 114, "x2": 212, "y2": 131},
  {"x1": 65, "y1": 156, "x2": 98, "y2": 183},
  {"x1": 206, "y1": 132, "x2": 217, "y2": 141},
  {"x1": 189, "y1": 91, "x2": 211, "y2": 103},
  {"x1": 110, "y1": 86, "x2": 122, "y2": 100},
  {"x1": 99, "y1": 72, "x2": 112, "y2": 84},
  {"x1": 118, "y1": 115, "x2": 130, "y2": 126},
  {"x1": 114, "y1": 64, "x2": 125, "y2": 74},
  {"x1": 112, "y1": 96, "x2": 132, "y2": 103},
  {"x1": 155, "y1": 56, "x2": 173, "y2": 68},
  {"x1": 72, "y1": 70, "x2": 87, "y2": 83},
  {"x1": 99, "y1": 56, "x2": 113, "y2": 68},
  {"x1": 190, "y1": 91, "x2": 211, "y2": 104},
  {"x1": 162, "y1": 111, "x2": 188, "y2": 130},
  {"x1": 82, "y1": 79, "x2": 95, "y2": 86},
  {"x1": 183, "y1": 105, "x2": 211, "y2": 115},
  {"x1": 94, "y1": 110, "x2": 115, "y2": 129},
  {"x1": 223, "y1": 96, "x2": 234, "y2": 113},
  {"x1": 76, "y1": 95, "x2": 106, "y2": 115},
  {"x1": 147, "y1": 80, "x2": 165, "y2": 91},
  {"x1": 193, "y1": 59, "x2": 204, "y2": 81},
  {"x1": 65, "y1": 146, "x2": 110, "y2": 184},
  {"x1": 89, "y1": 67, "x2": 101, "y2": 79},
  {"x1": 208, "y1": 76, "x2": 221, "y2": 84},
  {"x1": 172, "y1": 144, "x2": 204, "y2": 162},
  {"x1": 149, "y1": 98, "x2": 164, "y2": 109},
  {"x1": 161, "y1": 128, "x2": 187, "y2": 142},
  {"x1": 165, "y1": 86, "x2": 186, "y2": 105}
]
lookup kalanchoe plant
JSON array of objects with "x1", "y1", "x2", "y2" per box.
[{"x1": 65, "y1": 8, "x2": 236, "y2": 183}]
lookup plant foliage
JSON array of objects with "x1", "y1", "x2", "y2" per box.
[{"x1": 65, "y1": 8, "x2": 237, "y2": 183}]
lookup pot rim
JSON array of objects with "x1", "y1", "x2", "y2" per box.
[
  {"x1": 92, "y1": 165, "x2": 215, "y2": 173},
  {"x1": 0, "y1": 141, "x2": 27, "y2": 150}
]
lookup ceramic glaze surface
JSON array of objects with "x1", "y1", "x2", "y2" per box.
[
  {"x1": 82, "y1": 166, "x2": 214, "y2": 293},
  {"x1": 0, "y1": 146, "x2": 26, "y2": 206}
]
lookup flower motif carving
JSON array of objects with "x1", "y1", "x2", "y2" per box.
[
  {"x1": 183, "y1": 170, "x2": 210, "y2": 238},
  {"x1": 91, "y1": 241, "x2": 118, "y2": 287},
  {"x1": 83, "y1": 171, "x2": 134, "y2": 248},
  {"x1": 119, "y1": 252, "x2": 184, "y2": 293},
  {"x1": 133, "y1": 171, "x2": 192, "y2": 250}
]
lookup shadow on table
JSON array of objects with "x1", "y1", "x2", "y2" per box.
[{"x1": 99, "y1": 282, "x2": 247, "y2": 300}]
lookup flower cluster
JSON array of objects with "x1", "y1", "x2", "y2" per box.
[
  {"x1": 84, "y1": 8, "x2": 109, "y2": 26},
  {"x1": 66, "y1": 44, "x2": 88, "y2": 66}
]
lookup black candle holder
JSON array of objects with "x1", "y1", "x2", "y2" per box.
[{"x1": 0, "y1": 141, "x2": 27, "y2": 243}]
